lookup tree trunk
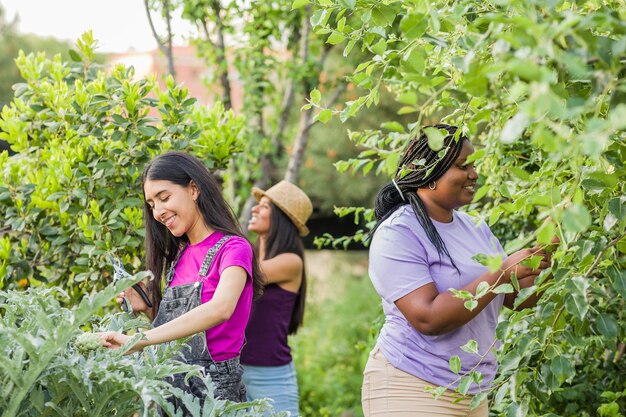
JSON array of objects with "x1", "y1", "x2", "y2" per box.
[
  {"x1": 284, "y1": 102, "x2": 313, "y2": 183},
  {"x1": 164, "y1": 0, "x2": 175, "y2": 77},
  {"x1": 239, "y1": 112, "x2": 270, "y2": 228},
  {"x1": 144, "y1": 0, "x2": 176, "y2": 78},
  {"x1": 210, "y1": 0, "x2": 232, "y2": 110}
]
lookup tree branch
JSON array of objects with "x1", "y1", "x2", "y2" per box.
[
  {"x1": 584, "y1": 230, "x2": 626, "y2": 278},
  {"x1": 144, "y1": 0, "x2": 175, "y2": 77},
  {"x1": 303, "y1": 83, "x2": 346, "y2": 131}
]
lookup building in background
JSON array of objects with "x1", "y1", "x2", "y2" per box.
[{"x1": 108, "y1": 45, "x2": 243, "y2": 112}]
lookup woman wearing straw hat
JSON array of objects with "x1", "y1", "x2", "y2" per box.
[{"x1": 240, "y1": 180, "x2": 312, "y2": 417}]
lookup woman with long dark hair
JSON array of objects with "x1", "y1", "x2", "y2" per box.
[
  {"x1": 363, "y1": 125, "x2": 555, "y2": 416},
  {"x1": 240, "y1": 180, "x2": 312, "y2": 417},
  {"x1": 101, "y1": 151, "x2": 264, "y2": 410}
]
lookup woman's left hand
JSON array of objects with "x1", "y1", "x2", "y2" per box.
[{"x1": 100, "y1": 331, "x2": 130, "y2": 350}]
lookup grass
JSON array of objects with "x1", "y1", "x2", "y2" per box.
[{"x1": 290, "y1": 250, "x2": 382, "y2": 417}]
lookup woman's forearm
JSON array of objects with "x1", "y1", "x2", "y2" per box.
[
  {"x1": 409, "y1": 269, "x2": 509, "y2": 335},
  {"x1": 141, "y1": 300, "x2": 231, "y2": 347}
]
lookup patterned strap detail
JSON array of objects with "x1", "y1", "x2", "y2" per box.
[
  {"x1": 166, "y1": 244, "x2": 188, "y2": 284},
  {"x1": 198, "y1": 235, "x2": 232, "y2": 277}
]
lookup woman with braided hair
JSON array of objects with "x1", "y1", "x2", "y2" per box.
[{"x1": 362, "y1": 125, "x2": 554, "y2": 416}]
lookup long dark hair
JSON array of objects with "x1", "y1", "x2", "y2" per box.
[
  {"x1": 262, "y1": 202, "x2": 307, "y2": 335},
  {"x1": 372, "y1": 124, "x2": 467, "y2": 269},
  {"x1": 142, "y1": 151, "x2": 264, "y2": 317}
]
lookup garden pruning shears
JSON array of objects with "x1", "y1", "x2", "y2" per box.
[{"x1": 108, "y1": 255, "x2": 153, "y2": 314}]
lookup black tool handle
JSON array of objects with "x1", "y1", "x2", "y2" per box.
[{"x1": 132, "y1": 283, "x2": 153, "y2": 308}]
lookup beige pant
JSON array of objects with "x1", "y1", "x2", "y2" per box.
[{"x1": 362, "y1": 346, "x2": 489, "y2": 417}]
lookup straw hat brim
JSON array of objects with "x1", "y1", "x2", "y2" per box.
[{"x1": 252, "y1": 187, "x2": 310, "y2": 236}]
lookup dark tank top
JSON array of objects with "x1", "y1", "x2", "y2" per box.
[{"x1": 241, "y1": 283, "x2": 298, "y2": 366}]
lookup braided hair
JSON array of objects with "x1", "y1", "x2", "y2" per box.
[{"x1": 371, "y1": 124, "x2": 467, "y2": 270}]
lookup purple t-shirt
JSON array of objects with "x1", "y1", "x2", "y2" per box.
[
  {"x1": 369, "y1": 205, "x2": 506, "y2": 394},
  {"x1": 170, "y1": 231, "x2": 253, "y2": 361}
]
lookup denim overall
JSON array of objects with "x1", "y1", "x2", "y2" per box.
[{"x1": 153, "y1": 235, "x2": 247, "y2": 409}]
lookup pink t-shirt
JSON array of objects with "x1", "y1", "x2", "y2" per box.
[{"x1": 169, "y1": 231, "x2": 253, "y2": 361}]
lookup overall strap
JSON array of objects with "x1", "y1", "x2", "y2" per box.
[
  {"x1": 166, "y1": 244, "x2": 188, "y2": 284},
  {"x1": 198, "y1": 235, "x2": 232, "y2": 278}
]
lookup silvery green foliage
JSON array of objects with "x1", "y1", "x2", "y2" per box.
[{"x1": 0, "y1": 274, "x2": 279, "y2": 417}]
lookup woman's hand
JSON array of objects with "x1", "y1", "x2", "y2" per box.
[
  {"x1": 501, "y1": 246, "x2": 551, "y2": 281},
  {"x1": 116, "y1": 283, "x2": 150, "y2": 313},
  {"x1": 100, "y1": 331, "x2": 146, "y2": 355},
  {"x1": 100, "y1": 331, "x2": 130, "y2": 349}
]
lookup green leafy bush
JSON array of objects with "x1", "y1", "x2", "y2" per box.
[
  {"x1": 0, "y1": 32, "x2": 244, "y2": 301},
  {"x1": 308, "y1": 0, "x2": 626, "y2": 415}
]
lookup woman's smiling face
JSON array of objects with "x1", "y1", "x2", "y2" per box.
[
  {"x1": 420, "y1": 139, "x2": 479, "y2": 213},
  {"x1": 144, "y1": 179, "x2": 203, "y2": 240},
  {"x1": 248, "y1": 196, "x2": 272, "y2": 235}
]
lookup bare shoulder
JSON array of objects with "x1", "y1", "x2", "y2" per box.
[
  {"x1": 260, "y1": 253, "x2": 303, "y2": 285},
  {"x1": 267, "y1": 253, "x2": 302, "y2": 271}
]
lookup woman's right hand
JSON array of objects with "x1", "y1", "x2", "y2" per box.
[
  {"x1": 117, "y1": 283, "x2": 149, "y2": 313},
  {"x1": 500, "y1": 246, "x2": 551, "y2": 281}
]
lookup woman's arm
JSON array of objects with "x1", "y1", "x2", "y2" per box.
[
  {"x1": 395, "y1": 248, "x2": 549, "y2": 336},
  {"x1": 503, "y1": 238, "x2": 558, "y2": 310},
  {"x1": 102, "y1": 265, "x2": 247, "y2": 353},
  {"x1": 259, "y1": 253, "x2": 302, "y2": 286}
]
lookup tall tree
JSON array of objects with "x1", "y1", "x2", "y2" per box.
[
  {"x1": 149, "y1": 0, "x2": 347, "y2": 225},
  {"x1": 312, "y1": 0, "x2": 626, "y2": 415}
]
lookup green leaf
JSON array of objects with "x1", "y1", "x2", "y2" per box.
[
  {"x1": 562, "y1": 204, "x2": 592, "y2": 233},
  {"x1": 337, "y1": 0, "x2": 355, "y2": 10},
  {"x1": 608, "y1": 197, "x2": 626, "y2": 223},
  {"x1": 513, "y1": 287, "x2": 536, "y2": 309},
  {"x1": 500, "y1": 351, "x2": 522, "y2": 373},
  {"x1": 291, "y1": 0, "x2": 309, "y2": 9},
  {"x1": 472, "y1": 253, "x2": 504, "y2": 272},
  {"x1": 137, "y1": 125, "x2": 158, "y2": 137},
  {"x1": 476, "y1": 281, "x2": 489, "y2": 298},
  {"x1": 609, "y1": 267, "x2": 626, "y2": 299},
  {"x1": 310, "y1": 9, "x2": 329, "y2": 27},
  {"x1": 371, "y1": 39, "x2": 387, "y2": 55},
  {"x1": 464, "y1": 299, "x2": 478, "y2": 311},
  {"x1": 457, "y1": 375, "x2": 473, "y2": 395},
  {"x1": 550, "y1": 356, "x2": 574, "y2": 385},
  {"x1": 594, "y1": 314, "x2": 618, "y2": 341},
  {"x1": 536, "y1": 221, "x2": 556, "y2": 245},
  {"x1": 327, "y1": 32, "x2": 345, "y2": 45},
  {"x1": 310, "y1": 89, "x2": 321, "y2": 104},
  {"x1": 449, "y1": 355, "x2": 461, "y2": 374},
  {"x1": 68, "y1": 49, "x2": 82, "y2": 62},
  {"x1": 343, "y1": 39, "x2": 356, "y2": 57},
  {"x1": 316, "y1": 109, "x2": 333, "y2": 123},
  {"x1": 565, "y1": 276, "x2": 589, "y2": 321},
  {"x1": 424, "y1": 127, "x2": 446, "y2": 151},
  {"x1": 521, "y1": 255, "x2": 543, "y2": 270},
  {"x1": 381, "y1": 121, "x2": 405, "y2": 132},
  {"x1": 400, "y1": 13, "x2": 427, "y2": 39},
  {"x1": 460, "y1": 339, "x2": 479, "y2": 355},
  {"x1": 500, "y1": 113, "x2": 530, "y2": 144},
  {"x1": 404, "y1": 49, "x2": 425, "y2": 73},
  {"x1": 493, "y1": 283, "x2": 514, "y2": 294},
  {"x1": 397, "y1": 91, "x2": 417, "y2": 105},
  {"x1": 112, "y1": 114, "x2": 127, "y2": 125}
]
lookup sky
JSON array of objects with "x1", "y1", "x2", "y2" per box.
[{"x1": 1, "y1": 0, "x2": 193, "y2": 52}]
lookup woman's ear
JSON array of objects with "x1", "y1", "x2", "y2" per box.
[{"x1": 189, "y1": 180, "x2": 200, "y2": 202}]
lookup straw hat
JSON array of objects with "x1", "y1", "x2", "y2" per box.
[{"x1": 252, "y1": 180, "x2": 313, "y2": 236}]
